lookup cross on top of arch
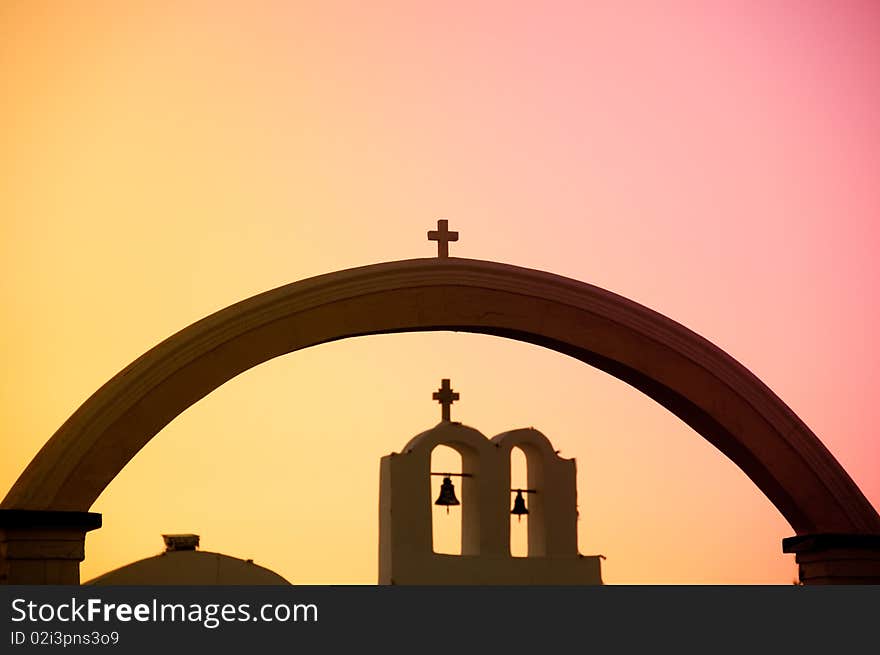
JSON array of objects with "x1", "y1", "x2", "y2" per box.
[{"x1": 428, "y1": 219, "x2": 459, "y2": 258}]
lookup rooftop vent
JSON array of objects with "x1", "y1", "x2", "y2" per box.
[{"x1": 162, "y1": 534, "x2": 200, "y2": 552}]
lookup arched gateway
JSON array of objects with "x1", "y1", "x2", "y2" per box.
[{"x1": 2, "y1": 257, "x2": 879, "y2": 583}]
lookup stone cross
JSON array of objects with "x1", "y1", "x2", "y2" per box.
[
  {"x1": 432, "y1": 378, "x2": 459, "y2": 422},
  {"x1": 427, "y1": 219, "x2": 459, "y2": 258}
]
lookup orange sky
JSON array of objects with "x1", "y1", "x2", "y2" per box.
[{"x1": 2, "y1": 1, "x2": 878, "y2": 584}]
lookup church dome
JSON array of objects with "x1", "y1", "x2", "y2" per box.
[{"x1": 85, "y1": 534, "x2": 291, "y2": 585}]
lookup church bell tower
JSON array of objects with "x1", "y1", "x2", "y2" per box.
[{"x1": 378, "y1": 380, "x2": 604, "y2": 585}]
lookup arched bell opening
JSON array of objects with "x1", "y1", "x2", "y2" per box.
[
  {"x1": 431, "y1": 445, "x2": 463, "y2": 555},
  {"x1": 510, "y1": 446, "x2": 529, "y2": 557},
  {"x1": 504, "y1": 441, "x2": 548, "y2": 558}
]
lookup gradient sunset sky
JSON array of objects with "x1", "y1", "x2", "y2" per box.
[{"x1": 2, "y1": 1, "x2": 878, "y2": 584}]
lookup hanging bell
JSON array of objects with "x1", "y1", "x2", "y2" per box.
[
  {"x1": 435, "y1": 476, "x2": 460, "y2": 513},
  {"x1": 511, "y1": 490, "x2": 529, "y2": 521}
]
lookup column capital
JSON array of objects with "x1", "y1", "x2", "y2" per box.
[{"x1": 0, "y1": 509, "x2": 102, "y2": 531}]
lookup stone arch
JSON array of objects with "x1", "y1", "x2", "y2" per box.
[{"x1": 2, "y1": 257, "x2": 879, "y2": 583}]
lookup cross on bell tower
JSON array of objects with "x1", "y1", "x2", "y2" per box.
[
  {"x1": 432, "y1": 378, "x2": 459, "y2": 422},
  {"x1": 427, "y1": 219, "x2": 459, "y2": 258}
]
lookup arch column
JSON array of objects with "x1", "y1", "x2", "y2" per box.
[
  {"x1": 0, "y1": 510, "x2": 101, "y2": 584},
  {"x1": 783, "y1": 534, "x2": 880, "y2": 584}
]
